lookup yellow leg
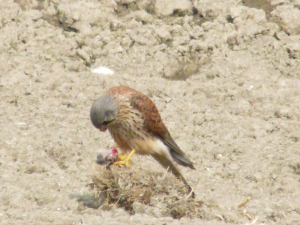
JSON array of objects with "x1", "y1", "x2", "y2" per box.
[
  {"x1": 113, "y1": 149, "x2": 136, "y2": 168},
  {"x1": 118, "y1": 154, "x2": 126, "y2": 160}
]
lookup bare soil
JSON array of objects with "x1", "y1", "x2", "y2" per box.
[{"x1": 1, "y1": 0, "x2": 300, "y2": 224}]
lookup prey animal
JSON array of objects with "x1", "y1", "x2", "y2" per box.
[
  {"x1": 96, "y1": 147, "x2": 119, "y2": 166},
  {"x1": 90, "y1": 86, "x2": 195, "y2": 189}
]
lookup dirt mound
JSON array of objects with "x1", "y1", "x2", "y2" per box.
[{"x1": 75, "y1": 163, "x2": 202, "y2": 219}]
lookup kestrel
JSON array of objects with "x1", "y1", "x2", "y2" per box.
[{"x1": 90, "y1": 86, "x2": 195, "y2": 188}]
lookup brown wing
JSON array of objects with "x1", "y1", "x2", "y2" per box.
[
  {"x1": 107, "y1": 86, "x2": 165, "y2": 135},
  {"x1": 129, "y1": 88, "x2": 195, "y2": 169},
  {"x1": 107, "y1": 86, "x2": 137, "y2": 96},
  {"x1": 129, "y1": 90, "x2": 168, "y2": 138},
  {"x1": 107, "y1": 86, "x2": 166, "y2": 136}
]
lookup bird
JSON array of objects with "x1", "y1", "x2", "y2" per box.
[
  {"x1": 90, "y1": 86, "x2": 195, "y2": 189},
  {"x1": 96, "y1": 147, "x2": 119, "y2": 166}
]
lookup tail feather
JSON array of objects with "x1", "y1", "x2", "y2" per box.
[
  {"x1": 170, "y1": 149, "x2": 195, "y2": 169},
  {"x1": 161, "y1": 135, "x2": 195, "y2": 169}
]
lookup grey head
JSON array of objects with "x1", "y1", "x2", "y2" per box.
[{"x1": 90, "y1": 94, "x2": 118, "y2": 132}]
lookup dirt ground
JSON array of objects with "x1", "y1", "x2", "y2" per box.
[{"x1": 1, "y1": 0, "x2": 300, "y2": 224}]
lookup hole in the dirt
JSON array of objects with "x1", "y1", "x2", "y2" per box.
[
  {"x1": 192, "y1": 6, "x2": 198, "y2": 15},
  {"x1": 226, "y1": 15, "x2": 234, "y2": 23},
  {"x1": 242, "y1": 0, "x2": 275, "y2": 21},
  {"x1": 14, "y1": 0, "x2": 46, "y2": 11},
  {"x1": 115, "y1": 2, "x2": 139, "y2": 16},
  {"x1": 290, "y1": 163, "x2": 300, "y2": 175},
  {"x1": 57, "y1": 22, "x2": 79, "y2": 32},
  {"x1": 14, "y1": 0, "x2": 28, "y2": 10},
  {"x1": 164, "y1": 63, "x2": 200, "y2": 81},
  {"x1": 173, "y1": 9, "x2": 188, "y2": 17},
  {"x1": 192, "y1": 10, "x2": 208, "y2": 26}
]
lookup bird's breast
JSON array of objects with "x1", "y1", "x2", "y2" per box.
[{"x1": 108, "y1": 103, "x2": 153, "y2": 153}]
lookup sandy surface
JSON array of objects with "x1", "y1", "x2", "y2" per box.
[{"x1": 1, "y1": 0, "x2": 300, "y2": 224}]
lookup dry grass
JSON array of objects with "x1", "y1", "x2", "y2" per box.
[{"x1": 71, "y1": 163, "x2": 204, "y2": 219}]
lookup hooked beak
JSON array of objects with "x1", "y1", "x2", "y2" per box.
[{"x1": 99, "y1": 125, "x2": 107, "y2": 132}]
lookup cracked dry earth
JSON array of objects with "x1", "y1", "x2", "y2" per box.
[{"x1": 1, "y1": 0, "x2": 300, "y2": 224}]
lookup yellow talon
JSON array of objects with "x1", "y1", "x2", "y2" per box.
[
  {"x1": 113, "y1": 149, "x2": 136, "y2": 167},
  {"x1": 118, "y1": 154, "x2": 126, "y2": 160}
]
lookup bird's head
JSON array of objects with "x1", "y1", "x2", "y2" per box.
[{"x1": 90, "y1": 94, "x2": 117, "y2": 132}]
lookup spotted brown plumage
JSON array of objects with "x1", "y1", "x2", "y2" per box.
[{"x1": 90, "y1": 86, "x2": 195, "y2": 188}]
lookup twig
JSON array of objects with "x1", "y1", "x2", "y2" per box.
[
  {"x1": 161, "y1": 166, "x2": 170, "y2": 181},
  {"x1": 185, "y1": 178, "x2": 200, "y2": 200},
  {"x1": 237, "y1": 197, "x2": 251, "y2": 208},
  {"x1": 185, "y1": 186, "x2": 194, "y2": 200}
]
